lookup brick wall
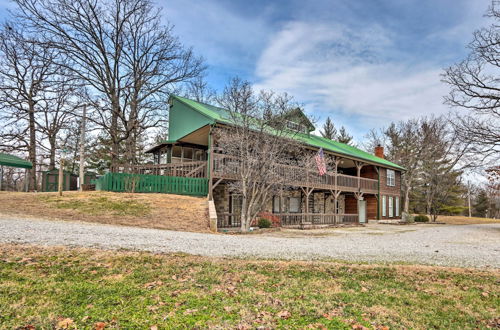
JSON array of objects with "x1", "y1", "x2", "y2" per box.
[{"x1": 379, "y1": 168, "x2": 402, "y2": 219}]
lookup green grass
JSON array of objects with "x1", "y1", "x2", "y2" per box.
[
  {"x1": 0, "y1": 245, "x2": 498, "y2": 329},
  {"x1": 38, "y1": 195, "x2": 150, "y2": 217}
]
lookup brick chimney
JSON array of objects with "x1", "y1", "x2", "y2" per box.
[{"x1": 374, "y1": 144, "x2": 384, "y2": 159}]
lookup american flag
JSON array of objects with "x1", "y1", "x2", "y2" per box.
[{"x1": 315, "y1": 148, "x2": 327, "y2": 176}]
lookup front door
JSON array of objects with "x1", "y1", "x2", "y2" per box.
[{"x1": 358, "y1": 200, "x2": 367, "y2": 223}]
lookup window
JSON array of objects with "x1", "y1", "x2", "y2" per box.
[
  {"x1": 382, "y1": 196, "x2": 386, "y2": 217},
  {"x1": 273, "y1": 196, "x2": 281, "y2": 213},
  {"x1": 289, "y1": 197, "x2": 301, "y2": 213},
  {"x1": 387, "y1": 169, "x2": 395, "y2": 186},
  {"x1": 286, "y1": 120, "x2": 307, "y2": 134},
  {"x1": 395, "y1": 197, "x2": 400, "y2": 217},
  {"x1": 194, "y1": 149, "x2": 205, "y2": 161},
  {"x1": 183, "y1": 147, "x2": 193, "y2": 161},
  {"x1": 388, "y1": 197, "x2": 394, "y2": 218},
  {"x1": 172, "y1": 146, "x2": 182, "y2": 162}
]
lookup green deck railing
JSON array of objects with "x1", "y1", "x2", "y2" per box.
[{"x1": 94, "y1": 172, "x2": 208, "y2": 196}]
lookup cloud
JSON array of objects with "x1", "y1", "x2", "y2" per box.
[
  {"x1": 159, "y1": 0, "x2": 273, "y2": 84},
  {"x1": 254, "y1": 21, "x2": 452, "y2": 137}
]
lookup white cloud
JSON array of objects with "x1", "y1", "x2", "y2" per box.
[
  {"x1": 159, "y1": 0, "x2": 271, "y2": 73},
  {"x1": 254, "y1": 21, "x2": 452, "y2": 137}
]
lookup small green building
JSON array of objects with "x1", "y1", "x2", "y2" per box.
[{"x1": 41, "y1": 169, "x2": 78, "y2": 192}]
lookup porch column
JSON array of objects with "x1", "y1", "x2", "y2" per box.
[
  {"x1": 207, "y1": 130, "x2": 214, "y2": 200},
  {"x1": 355, "y1": 161, "x2": 364, "y2": 191}
]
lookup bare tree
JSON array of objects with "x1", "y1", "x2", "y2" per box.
[
  {"x1": 184, "y1": 76, "x2": 216, "y2": 104},
  {"x1": 36, "y1": 75, "x2": 79, "y2": 170},
  {"x1": 442, "y1": 2, "x2": 500, "y2": 162},
  {"x1": 214, "y1": 78, "x2": 306, "y2": 232},
  {"x1": 0, "y1": 23, "x2": 58, "y2": 190},
  {"x1": 15, "y1": 0, "x2": 204, "y2": 167}
]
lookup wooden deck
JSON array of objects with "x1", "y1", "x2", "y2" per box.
[
  {"x1": 111, "y1": 161, "x2": 207, "y2": 178},
  {"x1": 113, "y1": 153, "x2": 379, "y2": 194},
  {"x1": 212, "y1": 153, "x2": 378, "y2": 194}
]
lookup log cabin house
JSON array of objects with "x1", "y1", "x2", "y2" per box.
[{"x1": 125, "y1": 95, "x2": 405, "y2": 229}]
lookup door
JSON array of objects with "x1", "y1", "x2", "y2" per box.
[{"x1": 358, "y1": 200, "x2": 367, "y2": 223}]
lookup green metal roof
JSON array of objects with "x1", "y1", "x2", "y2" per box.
[
  {"x1": 0, "y1": 153, "x2": 33, "y2": 169},
  {"x1": 170, "y1": 95, "x2": 405, "y2": 170}
]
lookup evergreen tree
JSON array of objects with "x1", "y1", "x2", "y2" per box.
[
  {"x1": 320, "y1": 117, "x2": 337, "y2": 140},
  {"x1": 337, "y1": 126, "x2": 354, "y2": 145},
  {"x1": 473, "y1": 190, "x2": 489, "y2": 217}
]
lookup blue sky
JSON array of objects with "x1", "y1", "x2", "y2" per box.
[{"x1": 0, "y1": 0, "x2": 491, "y2": 141}]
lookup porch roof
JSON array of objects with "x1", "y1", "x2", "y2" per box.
[
  {"x1": 0, "y1": 153, "x2": 33, "y2": 169},
  {"x1": 169, "y1": 95, "x2": 405, "y2": 171}
]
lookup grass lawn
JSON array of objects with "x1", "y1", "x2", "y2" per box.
[
  {"x1": 0, "y1": 245, "x2": 498, "y2": 329},
  {"x1": 437, "y1": 215, "x2": 500, "y2": 225},
  {"x1": 0, "y1": 191, "x2": 210, "y2": 232}
]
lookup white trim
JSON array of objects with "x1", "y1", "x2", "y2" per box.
[
  {"x1": 387, "y1": 169, "x2": 395, "y2": 186},
  {"x1": 395, "y1": 197, "x2": 400, "y2": 217},
  {"x1": 382, "y1": 195, "x2": 386, "y2": 217},
  {"x1": 388, "y1": 196, "x2": 394, "y2": 218}
]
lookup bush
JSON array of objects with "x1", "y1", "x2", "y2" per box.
[
  {"x1": 414, "y1": 214, "x2": 430, "y2": 223},
  {"x1": 258, "y1": 218, "x2": 272, "y2": 228}
]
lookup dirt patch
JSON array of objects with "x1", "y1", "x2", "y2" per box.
[{"x1": 0, "y1": 191, "x2": 210, "y2": 232}]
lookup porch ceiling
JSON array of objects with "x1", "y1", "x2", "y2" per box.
[{"x1": 179, "y1": 125, "x2": 210, "y2": 146}]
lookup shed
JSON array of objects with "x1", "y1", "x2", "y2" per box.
[{"x1": 41, "y1": 169, "x2": 78, "y2": 192}]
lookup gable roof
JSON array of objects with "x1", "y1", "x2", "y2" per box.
[
  {"x1": 170, "y1": 95, "x2": 405, "y2": 170},
  {"x1": 279, "y1": 107, "x2": 315, "y2": 132},
  {"x1": 0, "y1": 153, "x2": 33, "y2": 169}
]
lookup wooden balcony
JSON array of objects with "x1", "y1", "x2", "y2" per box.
[
  {"x1": 217, "y1": 212, "x2": 359, "y2": 228},
  {"x1": 212, "y1": 153, "x2": 378, "y2": 193},
  {"x1": 111, "y1": 161, "x2": 207, "y2": 178}
]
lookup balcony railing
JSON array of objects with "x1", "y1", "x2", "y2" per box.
[
  {"x1": 217, "y1": 212, "x2": 359, "y2": 228},
  {"x1": 212, "y1": 153, "x2": 378, "y2": 193},
  {"x1": 111, "y1": 161, "x2": 207, "y2": 178}
]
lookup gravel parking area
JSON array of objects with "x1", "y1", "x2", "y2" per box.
[{"x1": 1, "y1": 216, "x2": 499, "y2": 268}]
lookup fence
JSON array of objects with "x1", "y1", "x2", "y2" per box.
[
  {"x1": 94, "y1": 172, "x2": 208, "y2": 196},
  {"x1": 217, "y1": 212, "x2": 359, "y2": 228}
]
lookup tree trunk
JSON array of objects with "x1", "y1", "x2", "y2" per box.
[
  {"x1": 49, "y1": 136, "x2": 56, "y2": 171},
  {"x1": 403, "y1": 187, "x2": 410, "y2": 213},
  {"x1": 28, "y1": 102, "x2": 37, "y2": 191}
]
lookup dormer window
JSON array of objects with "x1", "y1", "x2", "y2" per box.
[{"x1": 286, "y1": 120, "x2": 308, "y2": 133}]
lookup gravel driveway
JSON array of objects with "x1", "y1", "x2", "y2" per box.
[{"x1": 1, "y1": 216, "x2": 499, "y2": 268}]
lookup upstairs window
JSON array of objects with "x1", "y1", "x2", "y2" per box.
[
  {"x1": 387, "y1": 169, "x2": 395, "y2": 187},
  {"x1": 286, "y1": 120, "x2": 307, "y2": 134}
]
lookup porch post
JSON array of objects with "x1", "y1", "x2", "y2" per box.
[
  {"x1": 355, "y1": 161, "x2": 364, "y2": 191},
  {"x1": 208, "y1": 128, "x2": 214, "y2": 200}
]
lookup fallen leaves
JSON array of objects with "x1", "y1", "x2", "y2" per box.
[
  {"x1": 277, "y1": 310, "x2": 291, "y2": 319},
  {"x1": 56, "y1": 318, "x2": 75, "y2": 329},
  {"x1": 94, "y1": 322, "x2": 107, "y2": 330},
  {"x1": 144, "y1": 280, "x2": 164, "y2": 289}
]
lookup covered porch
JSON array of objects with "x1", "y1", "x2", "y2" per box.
[{"x1": 214, "y1": 183, "x2": 378, "y2": 229}]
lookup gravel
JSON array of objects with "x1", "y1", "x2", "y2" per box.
[{"x1": 0, "y1": 216, "x2": 499, "y2": 268}]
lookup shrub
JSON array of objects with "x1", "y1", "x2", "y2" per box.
[
  {"x1": 414, "y1": 214, "x2": 430, "y2": 223},
  {"x1": 258, "y1": 218, "x2": 272, "y2": 228}
]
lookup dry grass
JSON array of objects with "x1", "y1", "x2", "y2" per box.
[
  {"x1": 437, "y1": 215, "x2": 500, "y2": 225},
  {"x1": 0, "y1": 244, "x2": 498, "y2": 329},
  {"x1": 0, "y1": 191, "x2": 210, "y2": 232}
]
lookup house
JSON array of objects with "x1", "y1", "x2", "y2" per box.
[{"x1": 139, "y1": 95, "x2": 405, "y2": 229}]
